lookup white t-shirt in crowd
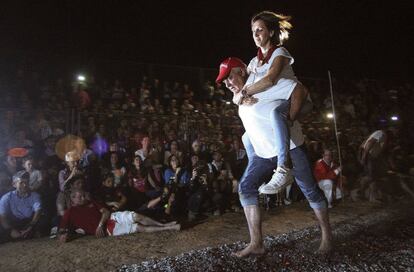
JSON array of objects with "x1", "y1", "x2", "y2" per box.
[
  {"x1": 363, "y1": 130, "x2": 386, "y2": 157},
  {"x1": 238, "y1": 47, "x2": 304, "y2": 158}
]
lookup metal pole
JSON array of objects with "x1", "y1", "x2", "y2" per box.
[
  {"x1": 328, "y1": 71, "x2": 344, "y2": 200},
  {"x1": 65, "y1": 109, "x2": 70, "y2": 134},
  {"x1": 77, "y1": 110, "x2": 81, "y2": 136},
  {"x1": 71, "y1": 108, "x2": 75, "y2": 134}
]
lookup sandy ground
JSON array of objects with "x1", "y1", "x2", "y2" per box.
[{"x1": 0, "y1": 199, "x2": 409, "y2": 272}]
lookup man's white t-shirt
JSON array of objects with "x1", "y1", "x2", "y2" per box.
[
  {"x1": 363, "y1": 130, "x2": 386, "y2": 158},
  {"x1": 238, "y1": 47, "x2": 304, "y2": 158}
]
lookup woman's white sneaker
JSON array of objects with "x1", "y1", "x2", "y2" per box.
[{"x1": 259, "y1": 166, "x2": 293, "y2": 194}]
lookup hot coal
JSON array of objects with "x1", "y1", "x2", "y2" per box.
[{"x1": 119, "y1": 213, "x2": 414, "y2": 272}]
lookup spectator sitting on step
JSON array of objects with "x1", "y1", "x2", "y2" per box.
[
  {"x1": 0, "y1": 172, "x2": 46, "y2": 241},
  {"x1": 16, "y1": 157, "x2": 43, "y2": 193},
  {"x1": 313, "y1": 149, "x2": 344, "y2": 208}
]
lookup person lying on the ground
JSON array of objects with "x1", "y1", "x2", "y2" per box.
[{"x1": 58, "y1": 189, "x2": 180, "y2": 243}]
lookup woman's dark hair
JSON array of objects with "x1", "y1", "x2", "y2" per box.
[
  {"x1": 167, "y1": 154, "x2": 180, "y2": 168},
  {"x1": 22, "y1": 156, "x2": 33, "y2": 164},
  {"x1": 251, "y1": 11, "x2": 292, "y2": 45},
  {"x1": 131, "y1": 155, "x2": 148, "y2": 177},
  {"x1": 107, "y1": 151, "x2": 124, "y2": 169}
]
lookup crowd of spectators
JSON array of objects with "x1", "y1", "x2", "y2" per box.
[{"x1": 0, "y1": 66, "x2": 413, "y2": 243}]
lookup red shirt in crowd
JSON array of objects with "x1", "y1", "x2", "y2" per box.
[
  {"x1": 313, "y1": 159, "x2": 339, "y2": 182},
  {"x1": 128, "y1": 173, "x2": 146, "y2": 193},
  {"x1": 60, "y1": 201, "x2": 104, "y2": 235}
]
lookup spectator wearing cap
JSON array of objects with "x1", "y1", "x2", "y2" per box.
[{"x1": 0, "y1": 172, "x2": 46, "y2": 241}]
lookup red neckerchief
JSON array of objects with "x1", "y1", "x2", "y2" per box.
[{"x1": 257, "y1": 45, "x2": 278, "y2": 64}]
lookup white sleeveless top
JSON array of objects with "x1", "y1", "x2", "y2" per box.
[{"x1": 238, "y1": 47, "x2": 304, "y2": 158}]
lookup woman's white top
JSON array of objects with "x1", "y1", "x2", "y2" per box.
[{"x1": 238, "y1": 47, "x2": 304, "y2": 158}]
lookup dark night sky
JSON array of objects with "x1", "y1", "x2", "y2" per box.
[{"x1": 1, "y1": 0, "x2": 413, "y2": 79}]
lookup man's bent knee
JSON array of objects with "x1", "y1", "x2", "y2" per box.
[
  {"x1": 239, "y1": 193, "x2": 258, "y2": 207},
  {"x1": 309, "y1": 199, "x2": 327, "y2": 210}
]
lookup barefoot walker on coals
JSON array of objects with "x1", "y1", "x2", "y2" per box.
[{"x1": 215, "y1": 11, "x2": 332, "y2": 258}]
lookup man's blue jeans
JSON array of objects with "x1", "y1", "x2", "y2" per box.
[{"x1": 239, "y1": 134, "x2": 327, "y2": 209}]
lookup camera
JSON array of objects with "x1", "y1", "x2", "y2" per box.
[{"x1": 167, "y1": 176, "x2": 178, "y2": 194}]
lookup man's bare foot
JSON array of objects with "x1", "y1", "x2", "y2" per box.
[
  {"x1": 172, "y1": 224, "x2": 181, "y2": 231},
  {"x1": 231, "y1": 244, "x2": 265, "y2": 258},
  {"x1": 164, "y1": 221, "x2": 177, "y2": 226},
  {"x1": 316, "y1": 239, "x2": 333, "y2": 255}
]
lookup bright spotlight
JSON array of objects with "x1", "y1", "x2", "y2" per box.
[
  {"x1": 225, "y1": 101, "x2": 231, "y2": 105},
  {"x1": 390, "y1": 115, "x2": 399, "y2": 121},
  {"x1": 77, "y1": 75, "x2": 86, "y2": 82},
  {"x1": 326, "y1": 113, "x2": 334, "y2": 119}
]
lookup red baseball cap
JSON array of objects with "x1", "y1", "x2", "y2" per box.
[{"x1": 215, "y1": 57, "x2": 246, "y2": 84}]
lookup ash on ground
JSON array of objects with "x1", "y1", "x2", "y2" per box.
[{"x1": 119, "y1": 212, "x2": 414, "y2": 272}]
